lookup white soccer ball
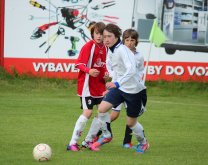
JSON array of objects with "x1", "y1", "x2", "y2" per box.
[{"x1": 33, "y1": 143, "x2": 52, "y2": 162}]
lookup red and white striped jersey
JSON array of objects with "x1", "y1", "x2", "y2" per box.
[{"x1": 75, "y1": 40, "x2": 107, "y2": 97}]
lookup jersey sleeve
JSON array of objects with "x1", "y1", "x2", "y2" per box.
[
  {"x1": 75, "y1": 41, "x2": 93, "y2": 68},
  {"x1": 76, "y1": 64, "x2": 90, "y2": 73}
]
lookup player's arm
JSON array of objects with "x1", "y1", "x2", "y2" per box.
[
  {"x1": 76, "y1": 64, "x2": 100, "y2": 77},
  {"x1": 75, "y1": 43, "x2": 100, "y2": 77}
]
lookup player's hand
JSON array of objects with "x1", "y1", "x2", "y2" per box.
[
  {"x1": 106, "y1": 82, "x2": 116, "y2": 89},
  {"x1": 103, "y1": 72, "x2": 110, "y2": 80},
  {"x1": 89, "y1": 69, "x2": 100, "y2": 77}
]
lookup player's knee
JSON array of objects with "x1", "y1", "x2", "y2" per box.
[
  {"x1": 98, "y1": 101, "x2": 112, "y2": 113},
  {"x1": 83, "y1": 109, "x2": 93, "y2": 119},
  {"x1": 126, "y1": 117, "x2": 137, "y2": 127}
]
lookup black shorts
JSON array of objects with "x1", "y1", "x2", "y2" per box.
[
  {"x1": 103, "y1": 88, "x2": 147, "y2": 118},
  {"x1": 139, "y1": 89, "x2": 147, "y2": 116},
  {"x1": 80, "y1": 96, "x2": 103, "y2": 110}
]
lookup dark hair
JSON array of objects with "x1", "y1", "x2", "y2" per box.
[
  {"x1": 104, "y1": 23, "x2": 122, "y2": 38},
  {"x1": 90, "y1": 22, "x2": 105, "y2": 38},
  {"x1": 122, "y1": 29, "x2": 139, "y2": 46}
]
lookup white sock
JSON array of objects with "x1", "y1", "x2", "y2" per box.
[
  {"x1": 85, "y1": 117, "x2": 102, "y2": 142},
  {"x1": 98, "y1": 112, "x2": 111, "y2": 138},
  {"x1": 98, "y1": 112, "x2": 110, "y2": 123},
  {"x1": 130, "y1": 122, "x2": 146, "y2": 144},
  {"x1": 69, "y1": 114, "x2": 88, "y2": 145}
]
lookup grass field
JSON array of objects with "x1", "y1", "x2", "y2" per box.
[{"x1": 0, "y1": 68, "x2": 208, "y2": 165}]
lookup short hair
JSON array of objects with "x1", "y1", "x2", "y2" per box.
[
  {"x1": 122, "y1": 29, "x2": 139, "y2": 46},
  {"x1": 90, "y1": 22, "x2": 105, "y2": 39},
  {"x1": 104, "y1": 23, "x2": 122, "y2": 38}
]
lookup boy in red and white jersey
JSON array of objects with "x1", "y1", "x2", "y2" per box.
[{"x1": 67, "y1": 22, "x2": 112, "y2": 151}]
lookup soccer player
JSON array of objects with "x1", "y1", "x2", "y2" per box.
[
  {"x1": 109, "y1": 29, "x2": 147, "y2": 149},
  {"x1": 66, "y1": 22, "x2": 112, "y2": 151},
  {"x1": 92, "y1": 24, "x2": 149, "y2": 154},
  {"x1": 93, "y1": 29, "x2": 147, "y2": 148}
]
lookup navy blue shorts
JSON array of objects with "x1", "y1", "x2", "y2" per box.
[{"x1": 103, "y1": 88, "x2": 147, "y2": 118}]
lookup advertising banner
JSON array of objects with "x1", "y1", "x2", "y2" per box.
[
  {"x1": 3, "y1": 0, "x2": 134, "y2": 79},
  {"x1": 1, "y1": 0, "x2": 208, "y2": 81}
]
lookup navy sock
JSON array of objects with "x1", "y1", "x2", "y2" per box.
[{"x1": 123, "y1": 125, "x2": 132, "y2": 145}]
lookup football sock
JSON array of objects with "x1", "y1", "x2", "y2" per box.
[
  {"x1": 98, "y1": 112, "x2": 110, "y2": 123},
  {"x1": 85, "y1": 117, "x2": 102, "y2": 142},
  {"x1": 130, "y1": 122, "x2": 147, "y2": 144},
  {"x1": 106, "y1": 122, "x2": 113, "y2": 137},
  {"x1": 123, "y1": 125, "x2": 132, "y2": 144},
  {"x1": 69, "y1": 114, "x2": 88, "y2": 145},
  {"x1": 98, "y1": 112, "x2": 112, "y2": 138}
]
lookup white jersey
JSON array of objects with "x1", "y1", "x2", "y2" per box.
[
  {"x1": 134, "y1": 48, "x2": 146, "y2": 87},
  {"x1": 106, "y1": 42, "x2": 145, "y2": 94}
]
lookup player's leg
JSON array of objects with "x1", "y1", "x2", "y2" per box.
[
  {"x1": 82, "y1": 98, "x2": 103, "y2": 144},
  {"x1": 119, "y1": 102, "x2": 133, "y2": 148},
  {"x1": 111, "y1": 104, "x2": 133, "y2": 148},
  {"x1": 93, "y1": 88, "x2": 123, "y2": 148},
  {"x1": 96, "y1": 98, "x2": 113, "y2": 140},
  {"x1": 89, "y1": 104, "x2": 122, "y2": 145},
  {"x1": 125, "y1": 91, "x2": 149, "y2": 154},
  {"x1": 82, "y1": 98, "x2": 110, "y2": 151},
  {"x1": 134, "y1": 88, "x2": 149, "y2": 153},
  {"x1": 123, "y1": 124, "x2": 133, "y2": 148},
  {"x1": 81, "y1": 116, "x2": 101, "y2": 151},
  {"x1": 110, "y1": 104, "x2": 122, "y2": 122},
  {"x1": 92, "y1": 110, "x2": 113, "y2": 148},
  {"x1": 82, "y1": 113, "x2": 112, "y2": 149},
  {"x1": 67, "y1": 97, "x2": 93, "y2": 151},
  {"x1": 83, "y1": 117, "x2": 101, "y2": 143},
  {"x1": 127, "y1": 117, "x2": 149, "y2": 153}
]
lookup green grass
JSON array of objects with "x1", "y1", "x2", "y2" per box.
[{"x1": 0, "y1": 67, "x2": 208, "y2": 165}]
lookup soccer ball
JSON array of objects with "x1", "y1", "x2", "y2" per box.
[{"x1": 33, "y1": 143, "x2": 52, "y2": 162}]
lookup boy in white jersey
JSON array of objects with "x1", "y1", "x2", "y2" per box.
[
  {"x1": 92, "y1": 24, "x2": 149, "y2": 154},
  {"x1": 110, "y1": 29, "x2": 147, "y2": 148}
]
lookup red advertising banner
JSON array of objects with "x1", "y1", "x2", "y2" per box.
[
  {"x1": 4, "y1": 58, "x2": 78, "y2": 79},
  {"x1": 145, "y1": 61, "x2": 208, "y2": 82},
  {"x1": 4, "y1": 58, "x2": 208, "y2": 82}
]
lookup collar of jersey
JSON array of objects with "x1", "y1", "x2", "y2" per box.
[{"x1": 109, "y1": 38, "x2": 121, "y2": 53}]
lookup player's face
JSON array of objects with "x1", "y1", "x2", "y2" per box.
[
  {"x1": 103, "y1": 30, "x2": 118, "y2": 48},
  {"x1": 124, "y1": 37, "x2": 137, "y2": 51},
  {"x1": 93, "y1": 29, "x2": 103, "y2": 44}
]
